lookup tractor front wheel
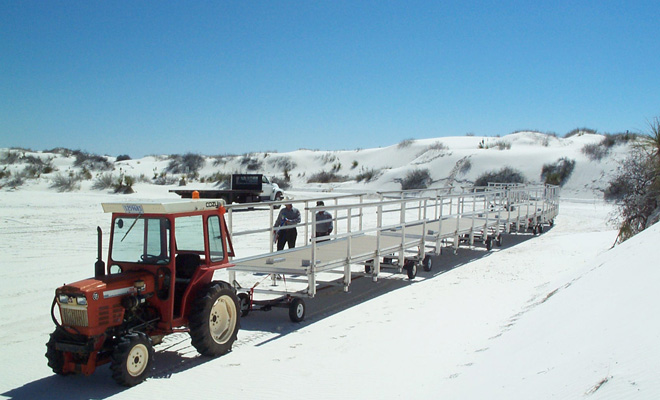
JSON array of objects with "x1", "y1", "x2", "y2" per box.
[
  {"x1": 45, "y1": 328, "x2": 72, "y2": 376},
  {"x1": 189, "y1": 283, "x2": 240, "y2": 357},
  {"x1": 110, "y1": 332, "x2": 154, "y2": 386}
]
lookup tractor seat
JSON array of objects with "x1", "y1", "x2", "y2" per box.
[{"x1": 175, "y1": 253, "x2": 200, "y2": 282}]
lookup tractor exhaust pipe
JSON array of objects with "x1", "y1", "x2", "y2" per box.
[{"x1": 95, "y1": 226, "x2": 105, "y2": 278}]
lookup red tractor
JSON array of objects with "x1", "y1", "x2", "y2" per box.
[{"x1": 46, "y1": 199, "x2": 240, "y2": 386}]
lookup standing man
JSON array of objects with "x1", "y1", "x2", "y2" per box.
[
  {"x1": 274, "y1": 201, "x2": 301, "y2": 251},
  {"x1": 314, "y1": 200, "x2": 333, "y2": 241}
]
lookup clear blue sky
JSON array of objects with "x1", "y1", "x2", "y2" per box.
[{"x1": 2, "y1": 1, "x2": 659, "y2": 158}]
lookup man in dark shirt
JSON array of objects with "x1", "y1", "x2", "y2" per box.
[{"x1": 274, "y1": 202, "x2": 301, "y2": 250}]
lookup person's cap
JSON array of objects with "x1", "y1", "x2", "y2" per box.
[{"x1": 316, "y1": 200, "x2": 324, "y2": 206}]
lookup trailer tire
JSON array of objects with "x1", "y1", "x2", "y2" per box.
[
  {"x1": 405, "y1": 260, "x2": 417, "y2": 279},
  {"x1": 496, "y1": 234, "x2": 503, "y2": 247},
  {"x1": 189, "y1": 284, "x2": 240, "y2": 357},
  {"x1": 485, "y1": 237, "x2": 493, "y2": 250},
  {"x1": 422, "y1": 254, "x2": 433, "y2": 272},
  {"x1": 45, "y1": 328, "x2": 73, "y2": 376},
  {"x1": 238, "y1": 292, "x2": 250, "y2": 318},
  {"x1": 110, "y1": 332, "x2": 154, "y2": 387},
  {"x1": 538, "y1": 224, "x2": 544, "y2": 234},
  {"x1": 289, "y1": 298, "x2": 306, "y2": 323}
]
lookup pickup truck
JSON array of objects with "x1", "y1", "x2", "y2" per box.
[{"x1": 170, "y1": 174, "x2": 284, "y2": 204}]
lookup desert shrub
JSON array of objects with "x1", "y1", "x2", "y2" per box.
[
  {"x1": 493, "y1": 140, "x2": 511, "y2": 150},
  {"x1": 269, "y1": 156, "x2": 297, "y2": 171},
  {"x1": 566, "y1": 127, "x2": 598, "y2": 137},
  {"x1": 238, "y1": 154, "x2": 262, "y2": 171},
  {"x1": 316, "y1": 153, "x2": 337, "y2": 165},
  {"x1": 271, "y1": 176, "x2": 291, "y2": 190},
  {"x1": 92, "y1": 173, "x2": 116, "y2": 190},
  {"x1": 307, "y1": 171, "x2": 350, "y2": 184},
  {"x1": 398, "y1": 138, "x2": 415, "y2": 149},
  {"x1": 166, "y1": 153, "x2": 205, "y2": 175},
  {"x1": 428, "y1": 141, "x2": 448, "y2": 151},
  {"x1": 0, "y1": 150, "x2": 21, "y2": 164},
  {"x1": 474, "y1": 167, "x2": 526, "y2": 187},
  {"x1": 355, "y1": 168, "x2": 380, "y2": 183},
  {"x1": 73, "y1": 151, "x2": 113, "y2": 171},
  {"x1": 204, "y1": 172, "x2": 231, "y2": 187},
  {"x1": 0, "y1": 168, "x2": 9, "y2": 180},
  {"x1": 399, "y1": 168, "x2": 432, "y2": 190},
  {"x1": 606, "y1": 118, "x2": 660, "y2": 243},
  {"x1": 351, "y1": 160, "x2": 359, "y2": 169},
  {"x1": 50, "y1": 173, "x2": 81, "y2": 192},
  {"x1": 541, "y1": 158, "x2": 575, "y2": 186},
  {"x1": 5, "y1": 171, "x2": 25, "y2": 188},
  {"x1": 581, "y1": 143, "x2": 608, "y2": 161},
  {"x1": 153, "y1": 172, "x2": 178, "y2": 186},
  {"x1": 458, "y1": 159, "x2": 472, "y2": 175},
  {"x1": 44, "y1": 147, "x2": 75, "y2": 157},
  {"x1": 116, "y1": 154, "x2": 131, "y2": 162},
  {"x1": 601, "y1": 132, "x2": 639, "y2": 148}
]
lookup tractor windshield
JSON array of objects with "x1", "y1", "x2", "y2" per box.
[{"x1": 111, "y1": 217, "x2": 170, "y2": 264}]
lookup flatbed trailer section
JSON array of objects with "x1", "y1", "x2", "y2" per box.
[{"x1": 206, "y1": 184, "x2": 559, "y2": 322}]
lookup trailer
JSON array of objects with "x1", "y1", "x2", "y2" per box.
[{"x1": 220, "y1": 184, "x2": 559, "y2": 322}]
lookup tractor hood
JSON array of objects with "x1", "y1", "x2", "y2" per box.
[{"x1": 58, "y1": 271, "x2": 155, "y2": 299}]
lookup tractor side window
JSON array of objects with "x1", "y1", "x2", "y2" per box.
[
  {"x1": 111, "y1": 217, "x2": 170, "y2": 264},
  {"x1": 175, "y1": 215, "x2": 204, "y2": 253},
  {"x1": 207, "y1": 216, "x2": 225, "y2": 262}
]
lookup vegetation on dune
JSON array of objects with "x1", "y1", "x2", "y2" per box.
[
  {"x1": 541, "y1": 158, "x2": 575, "y2": 186},
  {"x1": 474, "y1": 167, "x2": 526, "y2": 187},
  {"x1": 605, "y1": 118, "x2": 660, "y2": 243}
]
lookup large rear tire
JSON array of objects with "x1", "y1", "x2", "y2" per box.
[
  {"x1": 189, "y1": 283, "x2": 240, "y2": 357},
  {"x1": 110, "y1": 332, "x2": 154, "y2": 387}
]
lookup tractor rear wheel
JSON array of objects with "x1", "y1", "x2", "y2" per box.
[
  {"x1": 189, "y1": 283, "x2": 240, "y2": 357},
  {"x1": 110, "y1": 332, "x2": 154, "y2": 386},
  {"x1": 45, "y1": 328, "x2": 73, "y2": 376}
]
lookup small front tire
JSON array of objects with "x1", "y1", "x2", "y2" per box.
[
  {"x1": 45, "y1": 328, "x2": 73, "y2": 376},
  {"x1": 110, "y1": 332, "x2": 154, "y2": 387}
]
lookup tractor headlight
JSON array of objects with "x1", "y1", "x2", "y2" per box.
[
  {"x1": 76, "y1": 296, "x2": 87, "y2": 306},
  {"x1": 58, "y1": 294, "x2": 69, "y2": 304}
]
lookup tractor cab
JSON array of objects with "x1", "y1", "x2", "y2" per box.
[{"x1": 101, "y1": 199, "x2": 235, "y2": 325}]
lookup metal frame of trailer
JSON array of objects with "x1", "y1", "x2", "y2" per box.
[{"x1": 216, "y1": 184, "x2": 559, "y2": 322}]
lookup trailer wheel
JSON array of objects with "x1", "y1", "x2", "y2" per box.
[
  {"x1": 422, "y1": 254, "x2": 433, "y2": 272},
  {"x1": 538, "y1": 224, "x2": 544, "y2": 234},
  {"x1": 189, "y1": 283, "x2": 240, "y2": 357},
  {"x1": 45, "y1": 328, "x2": 73, "y2": 376},
  {"x1": 532, "y1": 225, "x2": 538, "y2": 235},
  {"x1": 405, "y1": 260, "x2": 417, "y2": 279},
  {"x1": 110, "y1": 332, "x2": 154, "y2": 387},
  {"x1": 238, "y1": 292, "x2": 250, "y2": 318},
  {"x1": 496, "y1": 234, "x2": 503, "y2": 247},
  {"x1": 289, "y1": 298, "x2": 306, "y2": 323},
  {"x1": 485, "y1": 237, "x2": 493, "y2": 250}
]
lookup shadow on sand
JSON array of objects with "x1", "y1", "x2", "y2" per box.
[{"x1": 2, "y1": 229, "x2": 548, "y2": 400}]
